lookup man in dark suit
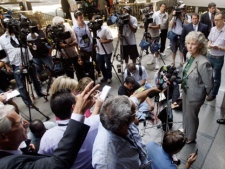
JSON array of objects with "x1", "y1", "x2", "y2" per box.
[
  {"x1": 0, "y1": 81, "x2": 99, "y2": 169},
  {"x1": 181, "y1": 13, "x2": 208, "y2": 61},
  {"x1": 200, "y1": 2, "x2": 216, "y2": 37},
  {"x1": 19, "y1": 0, "x2": 33, "y2": 11}
]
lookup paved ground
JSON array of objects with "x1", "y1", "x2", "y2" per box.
[{"x1": 1, "y1": 1, "x2": 225, "y2": 169}]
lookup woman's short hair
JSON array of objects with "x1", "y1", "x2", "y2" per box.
[
  {"x1": 50, "y1": 76, "x2": 78, "y2": 95},
  {"x1": 76, "y1": 77, "x2": 92, "y2": 93},
  {"x1": 100, "y1": 96, "x2": 133, "y2": 133},
  {"x1": 162, "y1": 130, "x2": 186, "y2": 154},
  {"x1": 52, "y1": 16, "x2": 64, "y2": 26},
  {"x1": 185, "y1": 31, "x2": 208, "y2": 55}
]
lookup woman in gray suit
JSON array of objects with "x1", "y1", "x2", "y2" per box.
[{"x1": 182, "y1": 31, "x2": 213, "y2": 144}]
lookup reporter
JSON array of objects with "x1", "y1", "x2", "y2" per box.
[
  {"x1": 147, "y1": 130, "x2": 197, "y2": 169},
  {"x1": 0, "y1": 81, "x2": 100, "y2": 169},
  {"x1": 181, "y1": 31, "x2": 213, "y2": 143},
  {"x1": 39, "y1": 83, "x2": 102, "y2": 169}
]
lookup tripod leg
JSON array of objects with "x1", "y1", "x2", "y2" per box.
[
  {"x1": 111, "y1": 63, "x2": 122, "y2": 85},
  {"x1": 158, "y1": 51, "x2": 166, "y2": 65},
  {"x1": 31, "y1": 103, "x2": 50, "y2": 121}
]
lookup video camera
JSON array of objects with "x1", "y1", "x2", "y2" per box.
[
  {"x1": 107, "y1": 12, "x2": 130, "y2": 27},
  {"x1": 6, "y1": 14, "x2": 38, "y2": 47},
  {"x1": 173, "y1": 7, "x2": 182, "y2": 17},
  {"x1": 88, "y1": 19, "x2": 103, "y2": 32},
  {"x1": 46, "y1": 24, "x2": 71, "y2": 45},
  {"x1": 157, "y1": 65, "x2": 182, "y2": 90}
]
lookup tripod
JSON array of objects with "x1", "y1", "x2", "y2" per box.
[
  {"x1": 18, "y1": 43, "x2": 50, "y2": 122},
  {"x1": 139, "y1": 21, "x2": 166, "y2": 65},
  {"x1": 45, "y1": 42, "x2": 75, "y2": 95},
  {"x1": 112, "y1": 24, "x2": 141, "y2": 84},
  {"x1": 96, "y1": 36, "x2": 122, "y2": 85}
]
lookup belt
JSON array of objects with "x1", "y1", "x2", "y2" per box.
[{"x1": 208, "y1": 53, "x2": 224, "y2": 59}]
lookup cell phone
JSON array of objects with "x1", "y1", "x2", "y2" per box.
[
  {"x1": 195, "y1": 149, "x2": 198, "y2": 155},
  {"x1": 100, "y1": 85, "x2": 111, "y2": 101}
]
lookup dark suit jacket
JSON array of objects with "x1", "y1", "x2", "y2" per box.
[
  {"x1": 0, "y1": 120, "x2": 90, "y2": 169},
  {"x1": 181, "y1": 22, "x2": 208, "y2": 47},
  {"x1": 19, "y1": 1, "x2": 33, "y2": 11},
  {"x1": 200, "y1": 12, "x2": 215, "y2": 37}
]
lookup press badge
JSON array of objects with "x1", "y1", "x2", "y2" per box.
[{"x1": 82, "y1": 34, "x2": 90, "y2": 44}]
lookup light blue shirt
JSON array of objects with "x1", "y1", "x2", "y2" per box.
[
  {"x1": 72, "y1": 22, "x2": 92, "y2": 52},
  {"x1": 39, "y1": 115, "x2": 100, "y2": 169},
  {"x1": 147, "y1": 142, "x2": 177, "y2": 169},
  {"x1": 92, "y1": 123, "x2": 149, "y2": 169}
]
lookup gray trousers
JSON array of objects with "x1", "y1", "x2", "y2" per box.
[{"x1": 182, "y1": 91, "x2": 205, "y2": 140}]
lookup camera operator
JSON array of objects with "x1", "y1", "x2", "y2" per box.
[
  {"x1": 169, "y1": 3, "x2": 191, "y2": 67},
  {"x1": 73, "y1": 11, "x2": 101, "y2": 77},
  {"x1": 27, "y1": 21, "x2": 53, "y2": 80},
  {"x1": 121, "y1": 6, "x2": 139, "y2": 66},
  {"x1": 52, "y1": 16, "x2": 78, "y2": 79},
  {"x1": 0, "y1": 20, "x2": 47, "y2": 107},
  {"x1": 143, "y1": 3, "x2": 161, "y2": 70},
  {"x1": 93, "y1": 15, "x2": 114, "y2": 84}
]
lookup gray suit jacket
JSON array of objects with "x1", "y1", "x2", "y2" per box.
[{"x1": 184, "y1": 53, "x2": 213, "y2": 102}]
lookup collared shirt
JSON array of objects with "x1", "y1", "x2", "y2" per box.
[
  {"x1": 0, "y1": 32, "x2": 33, "y2": 66},
  {"x1": 96, "y1": 26, "x2": 114, "y2": 55},
  {"x1": 122, "y1": 15, "x2": 138, "y2": 45},
  {"x1": 208, "y1": 24, "x2": 225, "y2": 56},
  {"x1": 157, "y1": 10, "x2": 169, "y2": 30},
  {"x1": 92, "y1": 123, "x2": 149, "y2": 169},
  {"x1": 39, "y1": 115, "x2": 100, "y2": 169},
  {"x1": 147, "y1": 142, "x2": 178, "y2": 169},
  {"x1": 148, "y1": 12, "x2": 161, "y2": 38},
  {"x1": 208, "y1": 12, "x2": 214, "y2": 28},
  {"x1": 193, "y1": 24, "x2": 198, "y2": 32},
  {"x1": 124, "y1": 65, "x2": 149, "y2": 84},
  {"x1": 73, "y1": 22, "x2": 92, "y2": 52}
]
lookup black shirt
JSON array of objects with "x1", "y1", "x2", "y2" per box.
[{"x1": 118, "y1": 82, "x2": 140, "y2": 97}]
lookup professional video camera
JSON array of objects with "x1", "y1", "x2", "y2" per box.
[
  {"x1": 46, "y1": 24, "x2": 71, "y2": 45},
  {"x1": 143, "y1": 12, "x2": 154, "y2": 25},
  {"x1": 6, "y1": 17, "x2": 32, "y2": 47},
  {"x1": 173, "y1": 7, "x2": 182, "y2": 17},
  {"x1": 88, "y1": 19, "x2": 103, "y2": 32},
  {"x1": 157, "y1": 65, "x2": 182, "y2": 90},
  {"x1": 107, "y1": 12, "x2": 130, "y2": 27}
]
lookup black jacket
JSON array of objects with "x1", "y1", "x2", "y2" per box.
[
  {"x1": 200, "y1": 12, "x2": 215, "y2": 36},
  {"x1": 0, "y1": 120, "x2": 89, "y2": 169}
]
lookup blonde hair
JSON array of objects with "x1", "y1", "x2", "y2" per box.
[
  {"x1": 76, "y1": 77, "x2": 92, "y2": 93},
  {"x1": 185, "y1": 31, "x2": 208, "y2": 55},
  {"x1": 50, "y1": 76, "x2": 78, "y2": 95}
]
